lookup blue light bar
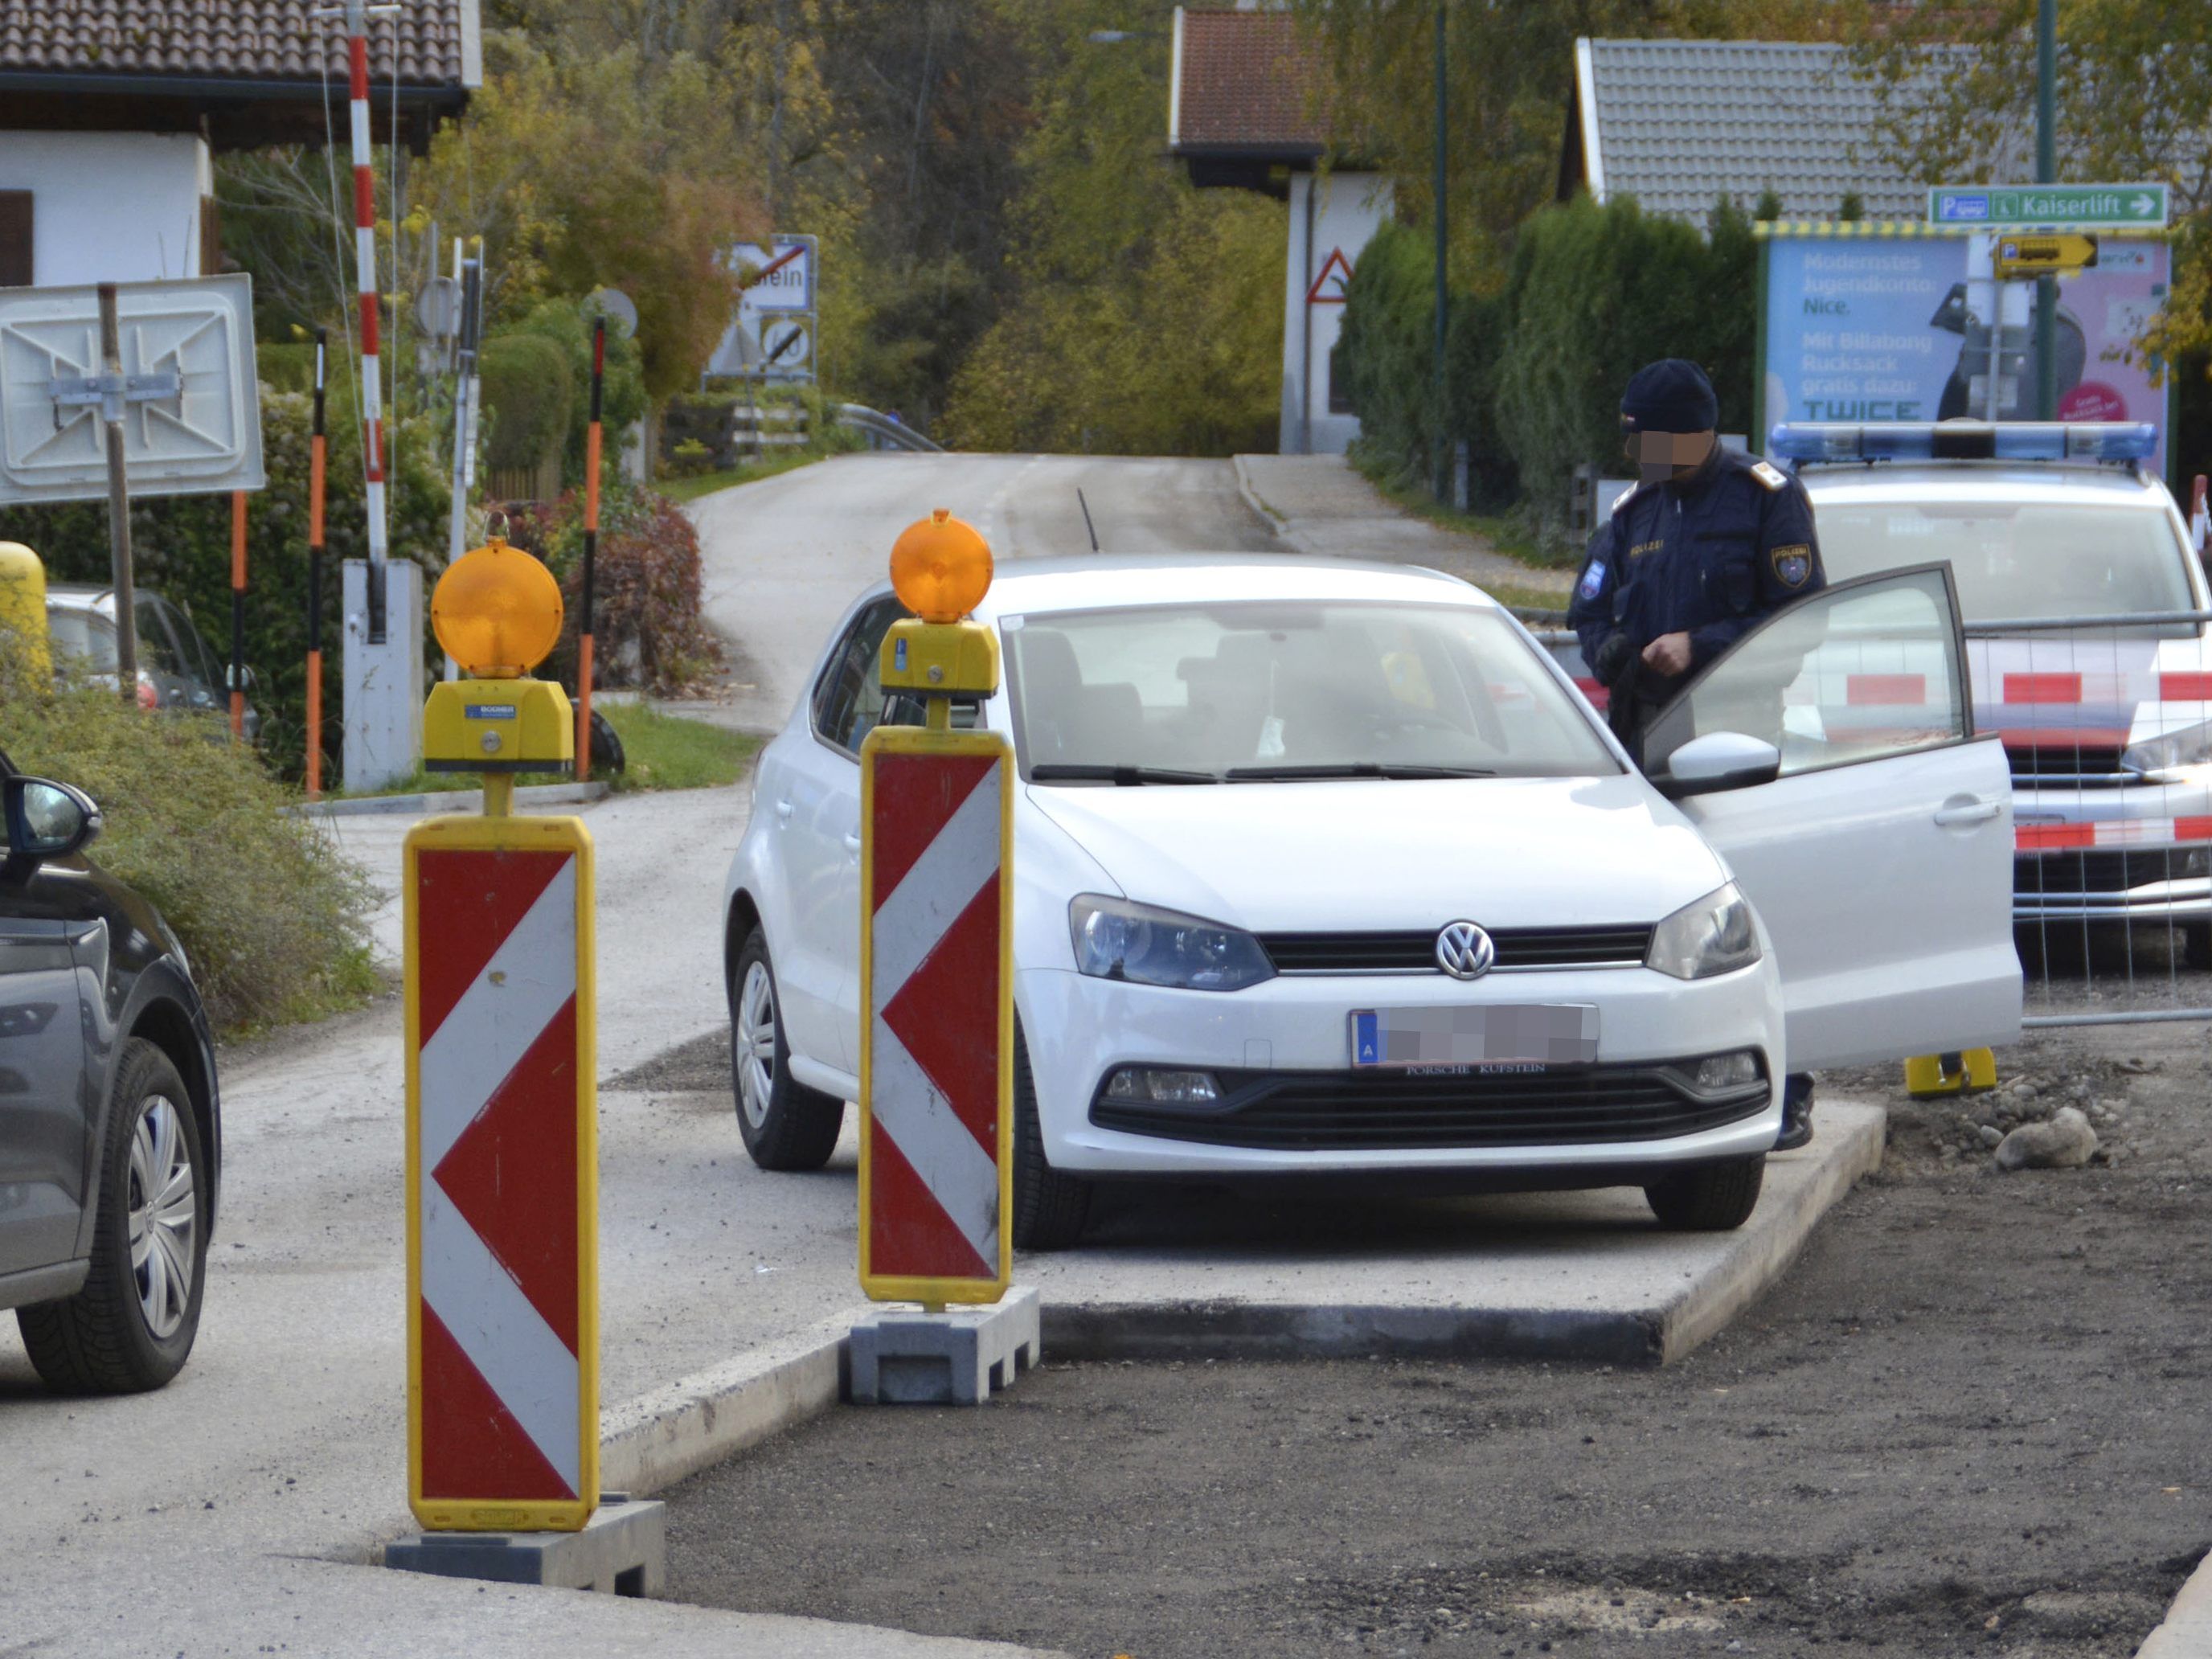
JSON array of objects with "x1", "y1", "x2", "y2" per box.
[{"x1": 1769, "y1": 421, "x2": 2158, "y2": 464}]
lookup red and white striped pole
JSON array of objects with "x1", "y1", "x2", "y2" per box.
[{"x1": 346, "y1": 0, "x2": 389, "y2": 644}]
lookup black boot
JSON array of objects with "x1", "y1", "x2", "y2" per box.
[{"x1": 1775, "y1": 1074, "x2": 1814, "y2": 1152}]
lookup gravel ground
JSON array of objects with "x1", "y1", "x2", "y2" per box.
[{"x1": 660, "y1": 943, "x2": 2212, "y2": 1659}]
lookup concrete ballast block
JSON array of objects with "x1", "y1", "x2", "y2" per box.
[
  {"x1": 383, "y1": 1497, "x2": 667, "y2": 1596},
  {"x1": 850, "y1": 1286, "x2": 1041, "y2": 1405}
]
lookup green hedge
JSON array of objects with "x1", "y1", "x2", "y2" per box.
[
  {"x1": 1337, "y1": 195, "x2": 1759, "y2": 547},
  {"x1": 479, "y1": 332, "x2": 575, "y2": 473}
]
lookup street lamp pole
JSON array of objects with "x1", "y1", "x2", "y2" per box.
[
  {"x1": 2034, "y1": 0, "x2": 2058, "y2": 420},
  {"x1": 1432, "y1": 0, "x2": 1448, "y2": 501}
]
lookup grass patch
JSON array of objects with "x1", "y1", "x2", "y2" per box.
[
  {"x1": 1348, "y1": 453, "x2": 1579, "y2": 572},
  {"x1": 658, "y1": 448, "x2": 833, "y2": 503},
  {"x1": 340, "y1": 701, "x2": 758, "y2": 799}
]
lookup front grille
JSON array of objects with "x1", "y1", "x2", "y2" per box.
[
  {"x1": 2007, "y1": 743, "x2": 2127, "y2": 781},
  {"x1": 1259, "y1": 925, "x2": 1655, "y2": 974},
  {"x1": 2017, "y1": 846, "x2": 2201, "y2": 897},
  {"x1": 1091, "y1": 1063, "x2": 1768, "y2": 1151}
]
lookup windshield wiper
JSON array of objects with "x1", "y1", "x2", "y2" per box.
[
  {"x1": 1029, "y1": 764, "x2": 1221, "y2": 785},
  {"x1": 1224, "y1": 762, "x2": 1497, "y2": 781}
]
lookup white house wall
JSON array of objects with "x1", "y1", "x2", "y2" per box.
[
  {"x1": 0, "y1": 132, "x2": 210, "y2": 286},
  {"x1": 1279, "y1": 170, "x2": 1392, "y2": 455}
]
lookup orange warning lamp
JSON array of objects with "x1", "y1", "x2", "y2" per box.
[
  {"x1": 880, "y1": 509, "x2": 998, "y2": 702},
  {"x1": 889, "y1": 508, "x2": 993, "y2": 624},
  {"x1": 421, "y1": 534, "x2": 575, "y2": 776},
  {"x1": 431, "y1": 535, "x2": 565, "y2": 678}
]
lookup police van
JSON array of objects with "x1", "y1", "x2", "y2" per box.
[{"x1": 1544, "y1": 422, "x2": 2212, "y2": 962}]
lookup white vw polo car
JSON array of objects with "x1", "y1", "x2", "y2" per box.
[{"x1": 721, "y1": 555, "x2": 2020, "y2": 1247}]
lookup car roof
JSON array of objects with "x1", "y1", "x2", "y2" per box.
[
  {"x1": 44, "y1": 584, "x2": 116, "y2": 612},
  {"x1": 1797, "y1": 461, "x2": 2179, "y2": 512},
  {"x1": 964, "y1": 553, "x2": 1492, "y2": 621}
]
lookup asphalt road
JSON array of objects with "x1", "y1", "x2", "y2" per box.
[{"x1": 686, "y1": 453, "x2": 1276, "y2": 731}]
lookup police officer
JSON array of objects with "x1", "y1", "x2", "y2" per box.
[{"x1": 1567, "y1": 357, "x2": 1826, "y2": 1152}]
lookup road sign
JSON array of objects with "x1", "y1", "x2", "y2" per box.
[
  {"x1": 1928, "y1": 183, "x2": 2168, "y2": 228},
  {"x1": 858, "y1": 727, "x2": 1012, "y2": 1305},
  {"x1": 1306, "y1": 247, "x2": 1354, "y2": 305},
  {"x1": 730, "y1": 236, "x2": 816, "y2": 314},
  {"x1": 1993, "y1": 232, "x2": 2099, "y2": 276},
  {"x1": 760, "y1": 317, "x2": 811, "y2": 370},
  {"x1": 0, "y1": 274, "x2": 264, "y2": 505},
  {"x1": 405, "y1": 812, "x2": 598, "y2": 1533}
]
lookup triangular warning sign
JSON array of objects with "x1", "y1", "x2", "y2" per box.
[{"x1": 1306, "y1": 247, "x2": 1354, "y2": 305}]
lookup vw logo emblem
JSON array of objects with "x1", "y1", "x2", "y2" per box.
[{"x1": 1435, "y1": 921, "x2": 1496, "y2": 981}]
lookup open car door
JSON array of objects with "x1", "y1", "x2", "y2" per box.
[{"x1": 1645, "y1": 564, "x2": 2021, "y2": 1071}]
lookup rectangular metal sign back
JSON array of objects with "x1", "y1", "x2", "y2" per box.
[
  {"x1": 404, "y1": 813, "x2": 599, "y2": 1532},
  {"x1": 858, "y1": 727, "x2": 1014, "y2": 1305}
]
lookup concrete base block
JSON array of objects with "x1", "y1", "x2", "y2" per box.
[
  {"x1": 849, "y1": 1286, "x2": 1041, "y2": 1405},
  {"x1": 383, "y1": 1496, "x2": 666, "y2": 1596}
]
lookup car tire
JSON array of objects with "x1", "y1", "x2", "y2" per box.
[
  {"x1": 2185, "y1": 923, "x2": 2212, "y2": 972},
  {"x1": 16, "y1": 1039, "x2": 208, "y2": 1394},
  {"x1": 1012, "y1": 1020, "x2": 1091, "y2": 1251},
  {"x1": 588, "y1": 708, "x2": 627, "y2": 776},
  {"x1": 729, "y1": 927, "x2": 844, "y2": 1171},
  {"x1": 1643, "y1": 1155, "x2": 1765, "y2": 1232}
]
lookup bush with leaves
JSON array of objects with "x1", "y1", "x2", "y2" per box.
[
  {"x1": 508, "y1": 481, "x2": 722, "y2": 698},
  {"x1": 0, "y1": 648, "x2": 376, "y2": 1030}
]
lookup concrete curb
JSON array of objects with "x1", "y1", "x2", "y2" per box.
[
  {"x1": 600, "y1": 1313, "x2": 858, "y2": 1497},
  {"x1": 1044, "y1": 1108, "x2": 1887, "y2": 1369},
  {"x1": 1231, "y1": 453, "x2": 1297, "y2": 547},
  {"x1": 2137, "y1": 1546, "x2": 2212, "y2": 1657},
  {"x1": 286, "y1": 780, "x2": 612, "y2": 819}
]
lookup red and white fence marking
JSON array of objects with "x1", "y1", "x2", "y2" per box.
[
  {"x1": 406, "y1": 820, "x2": 597, "y2": 1532},
  {"x1": 858, "y1": 735, "x2": 1013, "y2": 1305}
]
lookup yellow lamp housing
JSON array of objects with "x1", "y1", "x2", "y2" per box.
[
  {"x1": 879, "y1": 616, "x2": 999, "y2": 698},
  {"x1": 423, "y1": 677, "x2": 576, "y2": 774},
  {"x1": 0, "y1": 542, "x2": 49, "y2": 681},
  {"x1": 431, "y1": 536, "x2": 565, "y2": 679}
]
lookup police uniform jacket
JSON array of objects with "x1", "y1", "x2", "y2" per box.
[{"x1": 1567, "y1": 448, "x2": 1825, "y2": 734}]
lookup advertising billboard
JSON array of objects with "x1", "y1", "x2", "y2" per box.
[{"x1": 1759, "y1": 233, "x2": 2172, "y2": 475}]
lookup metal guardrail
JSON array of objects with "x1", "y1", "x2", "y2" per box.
[{"x1": 835, "y1": 403, "x2": 944, "y2": 453}]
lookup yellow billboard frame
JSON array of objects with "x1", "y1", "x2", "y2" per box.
[
  {"x1": 403, "y1": 811, "x2": 600, "y2": 1533},
  {"x1": 856, "y1": 723, "x2": 1015, "y2": 1307}
]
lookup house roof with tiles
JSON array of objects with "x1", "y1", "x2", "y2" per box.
[{"x1": 0, "y1": 0, "x2": 481, "y2": 150}]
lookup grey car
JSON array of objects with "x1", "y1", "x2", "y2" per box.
[
  {"x1": 0, "y1": 750, "x2": 221, "y2": 1392},
  {"x1": 45, "y1": 584, "x2": 262, "y2": 743}
]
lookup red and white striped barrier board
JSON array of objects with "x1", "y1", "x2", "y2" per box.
[
  {"x1": 405, "y1": 815, "x2": 598, "y2": 1532},
  {"x1": 858, "y1": 728, "x2": 1013, "y2": 1305}
]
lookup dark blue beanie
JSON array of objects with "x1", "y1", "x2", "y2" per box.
[{"x1": 1620, "y1": 358, "x2": 1718, "y2": 435}]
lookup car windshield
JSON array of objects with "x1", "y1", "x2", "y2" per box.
[
  {"x1": 1004, "y1": 600, "x2": 1620, "y2": 781},
  {"x1": 46, "y1": 607, "x2": 117, "y2": 673},
  {"x1": 1815, "y1": 496, "x2": 2193, "y2": 625}
]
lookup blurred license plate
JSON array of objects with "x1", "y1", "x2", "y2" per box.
[{"x1": 1350, "y1": 1006, "x2": 1598, "y2": 1069}]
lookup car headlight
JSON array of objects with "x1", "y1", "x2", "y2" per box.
[
  {"x1": 1647, "y1": 882, "x2": 1761, "y2": 981},
  {"x1": 1067, "y1": 894, "x2": 1276, "y2": 992},
  {"x1": 2123, "y1": 719, "x2": 2212, "y2": 775}
]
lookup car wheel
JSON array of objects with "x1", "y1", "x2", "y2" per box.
[
  {"x1": 2185, "y1": 923, "x2": 2212, "y2": 973},
  {"x1": 1012, "y1": 1019, "x2": 1091, "y2": 1251},
  {"x1": 17, "y1": 1039, "x2": 208, "y2": 1394},
  {"x1": 729, "y1": 927, "x2": 844, "y2": 1170},
  {"x1": 1643, "y1": 1155, "x2": 1765, "y2": 1232},
  {"x1": 588, "y1": 708, "x2": 627, "y2": 776}
]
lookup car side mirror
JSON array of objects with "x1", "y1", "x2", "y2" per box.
[
  {"x1": 4, "y1": 776, "x2": 102, "y2": 864},
  {"x1": 1653, "y1": 731, "x2": 1781, "y2": 798}
]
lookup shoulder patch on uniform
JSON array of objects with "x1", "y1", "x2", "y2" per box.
[
  {"x1": 1772, "y1": 544, "x2": 1813, "y2": 588},
  {"x1": 1751, "y1": 460, "x2": 1788, "y2": 492},
  {"x1": 1577, "y1": 559, "x2": 1607, "y2": 601}
]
